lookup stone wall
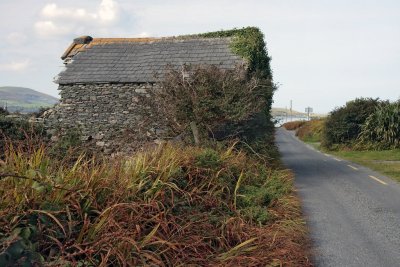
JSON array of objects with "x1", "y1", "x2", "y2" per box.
[{"x1": 45, "y1": 83, "x2": 167, "y2": 153}]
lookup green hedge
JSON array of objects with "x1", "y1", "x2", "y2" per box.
[{"x1": 322, "y1": 98, "x2": 380, "y2": 149}]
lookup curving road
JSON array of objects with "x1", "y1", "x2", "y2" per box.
[{"x1": 276, "y1": 128, "x2": 400, "y2": 267}]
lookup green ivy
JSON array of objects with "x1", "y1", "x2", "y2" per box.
[{"x1": 185, "y1": 27, "x2": 272, "y2": 78}]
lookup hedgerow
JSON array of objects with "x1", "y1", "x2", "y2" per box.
[
  {"x1": 152, "y1": 65, "x2": 275, "y2": 147},
  {"x1": 322, "y1": 98, "x2": 380, "y2": 149}
]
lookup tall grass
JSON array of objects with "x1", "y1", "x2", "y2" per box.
[
  {"x1": 282, "y1": 121, "x2": 305, "y2": 131},
  {"x1": 0, "y1": 142, "x2": 312, "y2": 266},
  {"x1": 296, "y1": 120, "x2": 325, "y2": 143},
  {"x1": 358, "y1": 101, "x2": 400, "y2": 149}
]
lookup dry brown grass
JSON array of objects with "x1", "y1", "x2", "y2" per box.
[
  {"x1": 296, "y1": 119, "x2": 325, "y2": 143},
  {"x1": 282, "y1": 121, "x2": 306, "y2": 131},
  {"x1": 0, "y1": 141, "x2": 312, "y2": 266}
]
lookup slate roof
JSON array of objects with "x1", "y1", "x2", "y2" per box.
[{"x1": 56, "y1": 36, "x2": 246, "y2": 84}]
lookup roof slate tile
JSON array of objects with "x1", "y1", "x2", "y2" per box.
[{"x1": 57, "y1": 37, "x2": 245, "y2": 84}]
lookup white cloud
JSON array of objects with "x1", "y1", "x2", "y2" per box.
[
  {"x1": 41, "y1": 0, "x2": 119, "y2": 25},
  {"x1": 136, "y1": 32, "x2": 150, "y2": 38},
  {"x1": 34, "y1": 20, "x2": 72, "y2": 37},
  {"x1": 98, "y1": 0, "x2": 118, "y2": 23},
  {"x1": 6, "y1": 32, "x2": 28, "y2": 45},
  {"x1": 35, "y1": 0, "x2": 120, "y2": 38},
  {"x1": 0, "y1": 59, "x2": 30, "y2": 71},
  {"x1": 41, "y1": 3, "x2": 96, "y2": 21}
]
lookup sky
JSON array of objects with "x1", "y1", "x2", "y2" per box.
[{"x1": 1, "y1": 0, "x2": 400, "y2": 114}]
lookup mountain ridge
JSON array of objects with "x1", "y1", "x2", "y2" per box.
[{"x1": 0, "y1": 86, "x2": 59, "y2": 113}]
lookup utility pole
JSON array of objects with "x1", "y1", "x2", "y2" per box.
[
  {"x1": 290, "y1": 100, "x2": 293, "y2": 122},
  {"x1": 285, "y1": 106, "x2": 288, "y2": 122},
  {"x1": 305, "y1": 107, "x2": 313, "y2": 121}
]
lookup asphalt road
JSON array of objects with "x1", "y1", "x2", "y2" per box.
[{"x1": 276, "y1": 128, "x2": 400, "y2": 267}]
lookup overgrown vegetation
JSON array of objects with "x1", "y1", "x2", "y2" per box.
[
  {"x1": 0, "y1": 107, "x2": 9, "y2": 116},
  {"x1": 282, "y1": 120, "x2": 324, "y2": 143},
  {"x1": 153, "y1": 65, "x2": 275, "y2": 149},
  {"x1": 296, "y1": 120, "x2": 325, "y2": 143},
  {"x1": 0, "y1": 27, "x2": 313, "y2": 265},
  {"x1": 282, "y1": 98, "x2": 400, "y2": 184},
  {"x1": 177, "y1": 27, "x2": 276, "y2": 157},
  {"x1": 0, "y1": 141, "x2": 311, "y2": 266},
  {"x1": 322, "y1": 98, "x2": 380, "y2": 149},
  {"x1": 0, "y1": 112, "x2": 88, "y2": 163},
  {"x1": 319, "y1": 98, "x2": 400, "y2": 150},
  {"x1": 195, "y1": 27, "x2": 272, "y2": 78},
  {"x1": 0, "y1": 115, "x2": 47, "y2": 155},
  {"x1": 282, "y1": 121, "x2": 306, "y2": 131},
  {"x1": 358, "y1": 101, "x2": 400, "y2": 149}
]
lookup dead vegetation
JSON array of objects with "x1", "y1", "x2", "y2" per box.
[{"x1": 0, "y1": 140, "x2": 312, "y2": 266}]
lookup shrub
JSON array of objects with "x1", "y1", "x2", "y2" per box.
[
  {"x1": 296, "y1": 119, "x2": 325, "y2": 143},
  {"x1": 48, "y1": 128, "x2": 82, "y2": 158},
  {"x1": 0, "y1": 116, "x2": 47, "y2": 156},
  {"x1": 150, "y1": 27, "x2": 276, "y2": 151},
  {"x1": 152, "y1": 65, "x2": 276, "y2": 145},
  {"x1": 282, "y1": 121, "x2": 305, "y2": 131},
  {"x1": 358, "y1": 101, "x2": 400, "y2": 149},
  {"x1": 322, "y1": 98, "x2": 381, "y2": 149},
  {"x1": 0, "y1": 107, "x2": 8, "y2": 116}
]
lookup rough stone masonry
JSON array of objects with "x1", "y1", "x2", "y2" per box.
[
  {"x1": 46, "y1": 83, "x2": 165, "y2": 153},
  {"x1": 45, "y1": 35, "x2": 246, "y2": 152}
]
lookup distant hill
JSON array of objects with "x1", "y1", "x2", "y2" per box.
[
  {"x1": 272, "y1": 107, "x2": 306, "y2": 116},
  {"x1": 272, "y1": 107, "x2": 326, "y2": 118},
  {"x1": 0, "y1": 86, "x2": 59, "y2": 113}
]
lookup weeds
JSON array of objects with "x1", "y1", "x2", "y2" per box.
[
  {"x1": 282, "y1": 121, "x2": 305, "y2": 131},
  {"x1": 296, "y1": 119, "x2": 325, "y2": 143},
  {"x1": 0, "y1": 142, "x2": 311, "y2": 266}
]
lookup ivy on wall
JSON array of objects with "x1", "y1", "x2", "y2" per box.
[{"x1": 186, "y1": 27, "x2": 272, "y2": 79}]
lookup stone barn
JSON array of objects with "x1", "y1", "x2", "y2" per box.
[{"x1": 47, "y1": 31, "x2": 255, "y2": 152}]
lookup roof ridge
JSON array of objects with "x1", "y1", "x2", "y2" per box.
[
  {"x1": 61, "y1": 36, "x2": 234, "y2": 60},
  {"x1": 90, "y1": 36, "x2": 233, "y2": 42}
]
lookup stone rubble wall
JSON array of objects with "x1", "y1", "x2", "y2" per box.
[{"x1": 45, "y1": 83, "x2": 167, "y2": 153}]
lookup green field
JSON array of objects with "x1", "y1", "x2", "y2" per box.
[{"x1": 0, "y1": 86, "x2": 58, "y2": 113}]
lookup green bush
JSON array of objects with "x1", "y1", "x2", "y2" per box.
[
  {"x1": 151, "y1": 27, "x2": 276, "y2": 153},
  {"x1": 195, "y1": 148, "x2": 222, "y2": 169},
  {"x1": 322, "y1": 98, "x2": 381, "y2": 149},
  {"x1": 152, "y1": 65, "x2": 275, "y2": 147},
  {"x1": 0, "y1": 107, "x2": 8, "y2": 116},
  {"x1": 296, "y1": 119, "x2": 325, "y2": 143},
  {"x1": 48, "y1": 128, "x2": 83, "y2": 159},
  {"x1": 358, "y1": 101, "x2": 400, "y2": 149}
]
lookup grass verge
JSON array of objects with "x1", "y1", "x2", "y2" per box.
[
  {"x1": 329, "y1": 149, "x2": 400, "y2": 182},
  {"x1": 302, "y1": 139, "x2": 400, "y2": 183}
]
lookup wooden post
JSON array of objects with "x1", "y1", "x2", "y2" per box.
[{"x1": 190, "y1": 121, "x2": 200, "y2": 145}]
